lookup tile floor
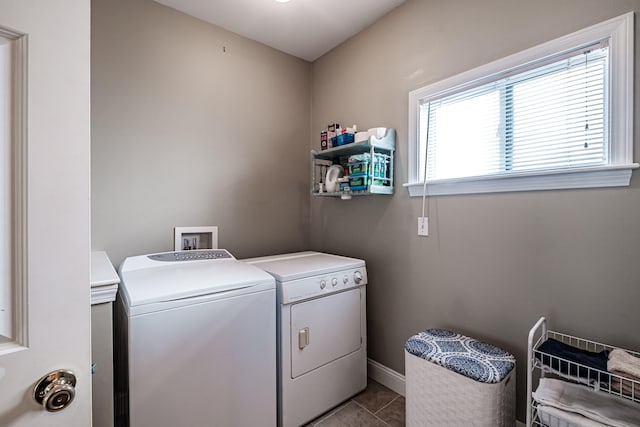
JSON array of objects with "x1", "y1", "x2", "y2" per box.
[{"x1": 306, "y1": 380, "x2": 405, "y2": 427}]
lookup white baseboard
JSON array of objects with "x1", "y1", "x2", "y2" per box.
[
  {"x1": 367, "y1": 358, "x2": 406, "y2": 396},
  {"x1": 367, "y1": 358, "x2": 526, "y2": 427}
]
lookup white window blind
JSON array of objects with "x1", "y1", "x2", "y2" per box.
[{"x1": 419, "y1": 42, "x2": 609, "y2": 182}]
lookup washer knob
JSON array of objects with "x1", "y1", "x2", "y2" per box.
[
  {"x1": 343, "y1": 275, "x2": 349, "y2": 284},
  {"x1": 331, "y1": 277, "x2": 338, "y2": 287},
  {"x1": 354, "y1": 271, "x2": 363, "y2": 284},
  {"x1": 320, "y1": 280, "x2": 326, "y2": 290}
]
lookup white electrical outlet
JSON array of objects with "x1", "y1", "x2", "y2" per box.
[{"x1": 418, "y1": 217, "x2": 429, "y2": 236}]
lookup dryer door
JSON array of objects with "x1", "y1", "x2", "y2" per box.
[{"x1": 290, "y1": 288, "x2": 362, "y2": 378}]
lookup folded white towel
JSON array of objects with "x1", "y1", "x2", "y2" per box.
[
  {"x1": 533, "y1": 378, "x2": 640, "y2": 427},
  {"x1": 537, "y1": 404, "x2": 609, "y2": 427},
  {"x1": 610, "y1": 349, "x2": 640, "y2": 379}
]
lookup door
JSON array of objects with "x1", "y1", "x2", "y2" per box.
[
  {"x1": 0, "y1": 1, "x2": 91, "y2": 426},
  {"x1": 290, "y1": 289, "x2": 362, "y2": 378}
]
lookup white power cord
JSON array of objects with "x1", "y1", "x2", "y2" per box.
[{"x1": 420, "y1": 103, "x2": 431, "y2": 224}]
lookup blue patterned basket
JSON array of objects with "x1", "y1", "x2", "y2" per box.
[{"x1": 405, "y1": 329, "x2": 515, "y2": 384}]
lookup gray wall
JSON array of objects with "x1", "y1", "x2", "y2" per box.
[
  {"x1": 310, "y1": 0, "x2": 640, "y2": 420},
  {"x1": 91, "y1": 0, "x2": 311, "y2": 266}
]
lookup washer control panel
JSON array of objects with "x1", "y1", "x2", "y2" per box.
[
  {"x1": 280, "y1": 267, "x2": 367, "y2": 304},
  {"x1": 148, "y1": 250, "x2": 232, "y2": 262}
]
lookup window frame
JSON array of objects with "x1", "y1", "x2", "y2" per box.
[{"x1": 405, "y1": 12, "x2": 636, "y2": 197}]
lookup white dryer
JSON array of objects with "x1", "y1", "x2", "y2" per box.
[
  {"x1": 114, "y1": 249, "x2": 276, "y2": 427},
  {"x1": 245, "y1": 251, "x2": 367, "y2": 427}
]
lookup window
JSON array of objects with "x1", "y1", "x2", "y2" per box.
[{"x1": 406, "y1": 13, "x2": 636, "y2": 197}]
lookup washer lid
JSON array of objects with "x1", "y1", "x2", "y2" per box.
[
  {"x1": 244, "y1": 251, "x2": 365, "y2": 282},
  {"x1": 119, "y1": 252, "x2": 275, "y2": 307}
]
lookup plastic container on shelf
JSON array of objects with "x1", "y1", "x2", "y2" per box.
[
  {"x1": 331, "y1": 133, "x2": 355, "y2": 147},
  {"x1": 348, "y1": 174, "x2": 385, "y2": 191},
  {"x1": 348, "y1": 153, "x2": 389, "y2": 177}
]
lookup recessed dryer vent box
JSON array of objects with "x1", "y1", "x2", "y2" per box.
[{"x1": 174, "y1": 226, "x2": 218, "y2": 251}]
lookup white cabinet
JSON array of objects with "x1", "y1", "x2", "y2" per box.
[
  {"x1": 90, "y1": 251, "x2": 120, "y2": 427},
  {"x1": 311, "y1": 128, "x2": 395, "y2": 198}
]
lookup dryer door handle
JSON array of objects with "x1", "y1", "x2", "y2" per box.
[{"x1": 298, "y1": 327, "x2": 309, "y2": 350}]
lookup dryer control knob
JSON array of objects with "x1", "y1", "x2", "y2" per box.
[
  {"x1": 320, "y1": 280, "x2": 326, "y2": 290},
  {"x1": 354, "y1": 271, "x2": 363, "y2": 284},
  {"x1": 343, "y1": 275, "x2": 349, "y2": 284},
  {"x1": 331, "y1": 278, "x2": 338, "y2": 287}
]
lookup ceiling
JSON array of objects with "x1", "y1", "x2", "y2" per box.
[{"x1": 153, "y1": 0, "x2": 406, "y2": 62}]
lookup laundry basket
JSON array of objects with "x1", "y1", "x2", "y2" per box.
[{"x1": 404, "y1": 329, "x2": 516, "y2": 427}]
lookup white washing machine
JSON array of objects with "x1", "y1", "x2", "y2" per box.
[
  {"x1": 245, "y1": 251, "x2": 367, "y2": 427},
  {"x1": 114, "y1": 249, "x2": 276, "y2": 427}
]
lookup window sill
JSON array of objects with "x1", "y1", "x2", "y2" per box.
[{"x1": 404, "y1": 164, "x2": 639, "y2": 197}]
